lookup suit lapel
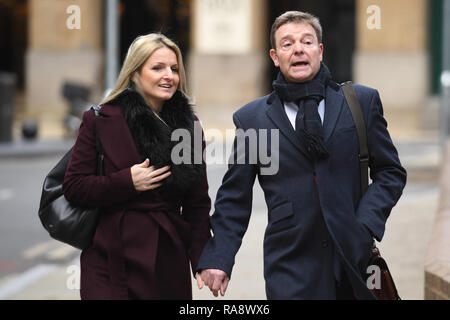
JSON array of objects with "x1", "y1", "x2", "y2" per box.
[
  {"x1": 265, "y1": 92, "x2": 310, "y2": 158},
  {"x1": 94, "y1": 104, "x2": 142, "y2": 170},
  {"x1": 323, "y1": 86, "x2": 345, "y2": 142}
]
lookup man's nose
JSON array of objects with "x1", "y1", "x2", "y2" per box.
[{"x1": 293, "y1": 41, "x2": 304, "y2": 54}]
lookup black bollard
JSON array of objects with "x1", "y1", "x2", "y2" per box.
[{"x1": 22, "y1": 118, "x2": 38, "y2": 140}]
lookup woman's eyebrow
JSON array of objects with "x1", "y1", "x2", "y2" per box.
[{"x1": 151, "y1": 61, "x2": 178, "y2": 66}]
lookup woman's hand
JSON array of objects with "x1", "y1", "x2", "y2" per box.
[{"x1": 130, "y1": 158, "x2": 171, "y2": 192}]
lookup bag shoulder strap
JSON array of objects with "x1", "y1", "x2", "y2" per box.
[
  {"x1": 340, "y1": 81, "x2": 369, "y2": 195},
  {"x1": 90, "y1": 106, "x2": 105, "y2": 175}
]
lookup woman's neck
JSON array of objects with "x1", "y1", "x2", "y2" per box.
[{"x1": 146, "y1": 97, "x2": 163, "y2": 114}]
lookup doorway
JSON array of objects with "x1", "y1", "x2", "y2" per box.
[
  {"x1": 119, "y1": 0, "x2": 191, "y2": 64},
  {"x1": 0, "y1": 0, "x2": 27, "y2": 89}
]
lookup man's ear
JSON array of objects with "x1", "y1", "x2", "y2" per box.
[
  {"x1": 319, "y1": 43, "x2": 324, "y2": 62},
  {"x1": 269, "y1": 49, "x2": 279, "y2": 67}
]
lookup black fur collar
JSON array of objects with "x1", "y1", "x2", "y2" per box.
[{"x1": 109, "y1": 88, "x2": 204, "y2": 197}]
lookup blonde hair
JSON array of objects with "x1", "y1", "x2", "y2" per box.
[{"x1": 100, "y1": 33, "x2": 187, "y2": 105}]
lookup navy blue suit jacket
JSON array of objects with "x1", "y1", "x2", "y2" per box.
[{"x1": 197, "y1": 83, "x2": 407, "y2": 299}]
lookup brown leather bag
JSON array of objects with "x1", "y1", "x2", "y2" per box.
[
  {"x1": 367, "y1": 246, "x2": 401, "y2": 300},
  {"x1": 341, "y1": 82, "x2": 401, "y2": 300}
]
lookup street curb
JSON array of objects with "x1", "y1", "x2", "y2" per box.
[{"x1": 0, "y1": 139, "x2": 74, "y2": 159}]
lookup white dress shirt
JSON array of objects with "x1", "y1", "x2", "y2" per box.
[{"x1": 284, "y1": 99, "x2": 325, "y2": 130}]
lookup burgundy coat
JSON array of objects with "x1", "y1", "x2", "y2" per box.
[{"x1": 63, "y1": 104, "x2": 211, "y2": 300}]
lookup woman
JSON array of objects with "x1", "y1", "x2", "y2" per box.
[{"x1": 63, "y1": 33, "x2": 211, "y2": 300}]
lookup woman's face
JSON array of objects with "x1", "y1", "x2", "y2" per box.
[{"x1": 137, "y1": 46, "x2": 180, "y2": 109}]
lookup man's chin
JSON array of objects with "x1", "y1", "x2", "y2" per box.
[{"x1": 286, "y1": 74, "x2": 312, "y2": 83}]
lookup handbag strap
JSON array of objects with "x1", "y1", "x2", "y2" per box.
[
  {"x1": 91, "y1": 106, "x2": 105, "y2": 176},
  {"x1": 340, "y1": 81, "x2": 369, "y2": 195}
]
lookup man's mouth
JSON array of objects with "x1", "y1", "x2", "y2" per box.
[{"x1": 292, "y1": 61, "x2": 309, "y2": 67}]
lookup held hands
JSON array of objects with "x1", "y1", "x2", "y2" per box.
[
  {"x1": 130, "y1": 158, "x2": 171, "y2": 192},
  {"x1": 196, "y1": 269, "x2": 230, "y2": 297}
]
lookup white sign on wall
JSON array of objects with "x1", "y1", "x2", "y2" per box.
[{"x1": 194, "y1": 0, "x2": 252, "y2": 54}]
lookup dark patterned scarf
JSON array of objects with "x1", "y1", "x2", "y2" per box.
[{"x1": 272, "y1": 62, "x2": 331, "y2": 162}]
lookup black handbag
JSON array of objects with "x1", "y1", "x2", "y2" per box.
[
  {"x1": 38, "y1": 106, "x2": 104, "y2": 250},
  {"x1": 341, "y1": 82, "x2": 401, "y2": 300}
]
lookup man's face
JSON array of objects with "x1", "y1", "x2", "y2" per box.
[{"x1": 270, "y1": 22, "x2": 323, "y2": 83}]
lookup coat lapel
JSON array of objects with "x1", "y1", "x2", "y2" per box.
[
  {"x1": 94, "y1": 104, "x2": 142, "y2": 170},
  {"x1": 323, "y1": 86, "x2": 345, "y2": 142},
  {"x1": 265, "y1": 92, "x2": 310, "y2": 158}
]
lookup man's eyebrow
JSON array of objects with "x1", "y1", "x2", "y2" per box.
[
  {"x1": 280, "y1": 32, "x2": 315, "y2": 41},
  {"x1": 280, "y1": 35, "x2": 294, "y2": 41}
]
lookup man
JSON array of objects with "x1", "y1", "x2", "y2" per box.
[{"x1": 196, "y1": 11, "x2": 406, "y2": 299}]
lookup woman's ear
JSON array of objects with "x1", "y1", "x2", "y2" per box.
[{"x1": 131, "y1": 72, "x2": 140, "y2": 85}]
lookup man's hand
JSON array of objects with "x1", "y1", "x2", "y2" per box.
[{"x1": 196, "y1": 269, "x2": 230, "y2": 297}]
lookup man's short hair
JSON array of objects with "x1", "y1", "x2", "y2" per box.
[{"x1": 270, "y1": 11, "x2": 323, "y2": 49}]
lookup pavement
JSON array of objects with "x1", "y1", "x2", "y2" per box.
[
  {"x1": 0, "y1": 117, "x2": 443, "y2": 300},
  {"x1": 0, "y1": 138, "x2": 74, "y2": 159}
]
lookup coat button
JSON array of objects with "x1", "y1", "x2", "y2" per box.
[{"x1": 322, "y1": 240, "x2": 329, "y2": 248}]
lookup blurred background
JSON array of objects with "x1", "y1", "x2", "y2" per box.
[{"x1": 0, "y1": 0, "x2": 448, "y2": 300}]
